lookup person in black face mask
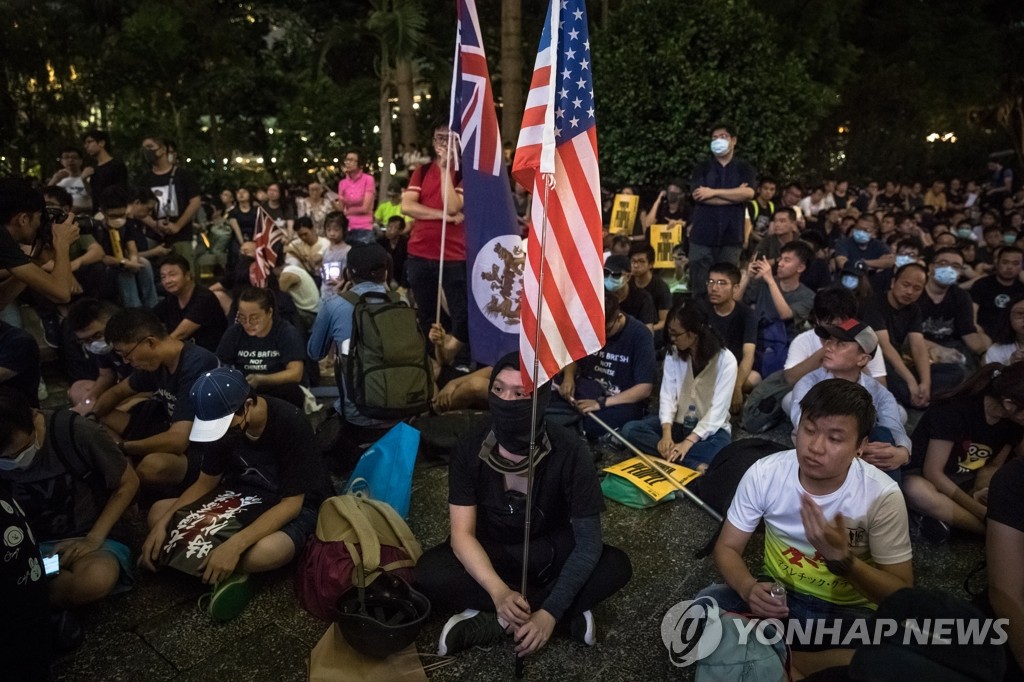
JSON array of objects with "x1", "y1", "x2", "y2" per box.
[{"x1": 416, "y1": 353, "x2": 632, "y2": 660}]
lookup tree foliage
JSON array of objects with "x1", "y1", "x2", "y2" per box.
[{"x1": 591, "y1": 0, "x2": 832, "y2": 189}]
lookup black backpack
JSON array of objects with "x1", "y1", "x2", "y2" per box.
[
  {"x1": 46, "y1": 410, "x2": 107, "y2": 504},
  {"x1": 691, "y1": 437, "x2": 788, "y2": 558},
  {"x1": 340, "y1": 291, "x2": 433, "y2": 419}
]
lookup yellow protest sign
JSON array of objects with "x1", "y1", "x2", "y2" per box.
[
  {"x1": 650, "y1": 223, "x2": 683, "y2": 268},
  {"x1": 608, "y1": 193, "x2": 639, "y2": 235},
  {"x1": 602, "y1": 456, "x2": 701, "y2": 501}
]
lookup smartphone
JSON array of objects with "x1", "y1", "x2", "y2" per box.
[
  {"x1": 322, "y1": 262, "x2": 342, "y2": 283},
  {"x1": 43, "y1": 553, "x2": 60, "y2": 577}
]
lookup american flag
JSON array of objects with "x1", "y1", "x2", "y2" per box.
[
  {"x1": 250, "y1": 206, "x2": 282, "y2": 288},
  {"x1": 512, "y1": 0, "x2": 603, "y2": 390},
  {"x1": 455, "y1": 0, "x2": 523, "y2": 366}
]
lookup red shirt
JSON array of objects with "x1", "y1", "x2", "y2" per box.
[{"x1": 406, "y1": 162, "x2": 465, "y2": 261}]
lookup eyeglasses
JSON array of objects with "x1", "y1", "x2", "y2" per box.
[
  {"x1": 433, "y1": 134, "x2": 450, "y2": 144},
  {"x1": 236, "y1": 313, "x2": 267, "y2": 326},
  {"x1": 116, "y1": 337, "x2": 149, "y2": 360},
  {"x1": 667, "y1": 328, "x2": 688, "y2": 339},
  {"x1": 707, "y1": 279, "x2": 732, "y2": 289}
]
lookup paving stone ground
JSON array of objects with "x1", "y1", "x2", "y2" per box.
[{"x1": 39, "y1": 361, "x2": 982, "y2": 682}]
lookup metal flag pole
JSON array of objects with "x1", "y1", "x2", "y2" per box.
[
  {"x1": 582, "y1": 410, "x2": 724, "y2": 524},
  {"x1": 434, "y1": 21, "x2": 463, "y2": 362},
  {"x1": 515, "y1": 180, "x2": 552, "y2": 679}
]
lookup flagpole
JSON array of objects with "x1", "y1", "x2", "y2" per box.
[
  {"x1": 434, "y1": 21, "x2": 463, "y2": 352},
  {"x1": 516, "y1": 180, "x2": 551, "y2": 679}
]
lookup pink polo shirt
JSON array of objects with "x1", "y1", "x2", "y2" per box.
[{"x1": 337, "y1": 171, "x2": 376, "y2": 232}]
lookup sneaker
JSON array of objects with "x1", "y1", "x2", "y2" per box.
[
  {"x1": 40, "y1": 313, "x2": 62, "y2": 349},
  {"x1": 37, "y1": 378, "x2": 48, "y2": 402},
  {"x1": 920, "y1": 516, "x2": 951, "y2": 543},
  {"x1": 437, "y1": 609, "x2": 507, "y2": 656},
  {"x1": 202, "y1": 573, "x2": 253, "y2": 622},
  {"x1": 569, "y1": 610, "x2": 597, "y2": 646}
]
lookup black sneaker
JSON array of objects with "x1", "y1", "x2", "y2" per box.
[
  {"x1": 437, "y1": 609, "x2": 507, "y2": 656},
  {"x1": 568, "y1": 610, "x2": 596, "y2": 646},
  {"x1": 40, "y1": 313, "x2": 62, "y2": 349},
  {"x1": 920, "y1": 516, "x2": 951, "y2": 543}
]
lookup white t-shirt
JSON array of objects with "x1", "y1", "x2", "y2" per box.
[
  {"x1": 728, "y1": 450, "x2": 912, "y2": 608},
  {"x1": 785, "y1": 328, "x2": 886, "y2": 379},
  {"x1": 281, "y1": 264, "x2": 321, "y2": 314},
  {"x1": 985, "y1": 343, "x2": 1018, "y2": 365},
  {"x1": 57, "y1": 175, "x2": 91, "y2": 212}
]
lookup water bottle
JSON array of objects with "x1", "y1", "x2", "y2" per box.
[
  {"x1": 770, "y1": 581, "x2": 787, "y2": 606},
  {"x1": 682, "y1": 404, "x2": 698, "y2": 431}
]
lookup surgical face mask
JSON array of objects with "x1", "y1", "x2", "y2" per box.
[
  {"x1": 107, "y1": 217, "x2": 127, "y2": 229},
  {"x1": 0, "y1": 438, "x2": 40, "y2": 471},
  {"x1": 604, "y1": 275, "x2": 626, "y2": 292},
  {"x1": 933, "y1": 266, "x2": 959, "y2": 287},
  {"x1": 852, "y1": 229, "x2": 871, "y2": 245},
  {"x1": 895, "y1": 254, "x2": 915, "y2": 268},
  {"x1": 841, "y1": 274, "x2": 860, "y2": 290},
  {"x1": 710, "y1": 138, "x2": 730, "y2": 156},
  {"x1": 1005, "y1": 234, "x2": 1018, "y2": 245},
  {"x1": 86, "y1": 339, "x2": 113, "y2": 355},
  {"x1": 956, "y1": 228, "x2": 972, "y2": 239}
]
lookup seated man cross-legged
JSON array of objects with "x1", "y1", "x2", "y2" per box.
[
  {"x1": 417, "y1": 353, "x2": 632, "y2": 659},
  {"x1": 697, "y1": 379, "x2": 913, "y2": 676}
]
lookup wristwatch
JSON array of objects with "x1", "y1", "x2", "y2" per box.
[
  {"x1": 825, "y1": 553, "x2": 854, "y2": 576},
  {"x1": 597, "y1": 396, "x2": 607, "y2": 409}
]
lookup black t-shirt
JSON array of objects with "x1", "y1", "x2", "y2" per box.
[
  {"x1": 138, "y1": 166, "x2": 201, "y2": 243},
  {"x1": 688, "y1": 156, "x2": 757, "y2": 247},
  {"x1": 228, "y1": 206, "x2": 260, "y2": 241},
  {"x1": 2, "y1": 412, "x2": 128, "y2": 541},
  {"x1": 987, "y1": 457, "x2": 1024, "y2": 532},
  {"x1": 379, "y1": 235, "x2": 409, "y2": 287},
  {"x1": 93, "y1": 219, "x2": 145, "y2": 258},
  {"x1": 918, "y1": 286, "x2": 976, "y2": 346},
  {"x1": 0, "y1": 322, "x2": 40, "y2": 408},
  {"x1": 908, "y1": 395, "x2": 1024, "y2": 474},
  {"x1": 197, "y1": 396, "x2": 332, "y2": 509},
  {"x1": 800, "y1": 257, "x2": 832, "y2": 293},
  {"x1": 970, "y1": 275, "x2": 1024, "y2": 335},
  {"x1": 89, "y1": 159, "x2": 129, "y2": 209},
  {"x1": 264, "y1": 204, "x2": 296, "y2": 225},
  {"x1": 128, "y1": 342, "x2": 219, "y2": 423},
  {"x1": 216, "y1": 320, "x2": 306, "y2": 377},
  {"x1": 619, "y1": 285, "x2": 657, "y2": 325},
  {"x1": 637, "y1": 276, "x2": 671, "y2": 314},
  {"x1": 448, "y1": 423, "x2": 605, "y2": 545},
  {"x1": 0, "y1": 482, "x2": 51, "y2": 681},
  {"x1": 0, "y1": 226, "x2": 31, "y2": 270},
  {"x1": 94, "y1": 347, "x2": 133, "y2": 381},
  {"x1": 152, "y1": 285, "x2": 228, "y2": 352},
  {"x1": 698, "y1": 299, "x2": 756, "y2": 362},
  {"x1": 860, "y1": 292, "x2": 923, "y2": 348},
  {"x1": 654, "y1": 200, "x2": 688, "y2": 224}
]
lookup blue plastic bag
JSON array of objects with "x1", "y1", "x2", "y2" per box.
[{"x1": 343, "y1": 422, "x2": 420, "y2": 518}]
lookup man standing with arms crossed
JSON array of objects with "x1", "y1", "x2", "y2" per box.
[{"x1": 687, "y1": 123, "x2": 757, "y2": 299}]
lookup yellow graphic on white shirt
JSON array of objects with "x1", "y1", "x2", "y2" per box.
[{"x1": 763, "y1": 526, "x2": 875, "y2": 609}]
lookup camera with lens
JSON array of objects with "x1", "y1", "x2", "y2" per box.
[{"x1": 39, "y1": 206, "x2": 95, "y2": 246}]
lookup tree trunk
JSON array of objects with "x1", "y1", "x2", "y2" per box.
[
  {"x1": 500, "y1": 0, "x2": 523, "y2": 148},
  {"x1": 396, "y1": 57, "x2": 417, "y2": 153},
  {"x1": 379, "y1": 67, "x2": 394, "y2": 209}
]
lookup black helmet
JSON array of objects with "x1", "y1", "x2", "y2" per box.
[{"x1": 336, "y1": 572, "x2": 431, "y2": 659}]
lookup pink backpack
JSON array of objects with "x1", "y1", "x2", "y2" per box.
[{"x1": 296, "y1": 495, "x2": 422, "y2": 622}]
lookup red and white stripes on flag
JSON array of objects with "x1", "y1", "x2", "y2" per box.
[
  {"x1": 512, "y1": 0, "x2": 604, "y2": 391},
  {"x1": 250, "y1": 206, "x2": 282, "y2": 288}
]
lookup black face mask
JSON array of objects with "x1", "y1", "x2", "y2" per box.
[{"x1": 488, "y1": 391, "x2": 548, "y2": 456}]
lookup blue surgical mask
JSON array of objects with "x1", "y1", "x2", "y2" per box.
[
  {"x1": 86, "y1": 339, "x2": 112, "y2": 355},
  {"x1": 604, "y1": 275, "x2": 626, "y2": 292},
  {"x1": 841, "y1": 274, "x2": 860, "y2": 290},
  {"x1": 852, "y1": 229, "x2": 871, "y2": 245},
  {"x1": 710, "y1": 138, "x2": 730, "y2": 156},
  {"x1": 0, "y1": 439, "x2": 40, "y2": 471},
  {"x1": 956, "y1": 228, "x2": 972, "y2": 239},
  {"x1": 933, "y1": 266, "x2": 959, "y2": 287},
  {"x1": 1005, "y1": 233, "x2": 1018, "y2": 245},
  {"x1": 895, "y1": 254, "x2": 915, "y2": 268}
]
